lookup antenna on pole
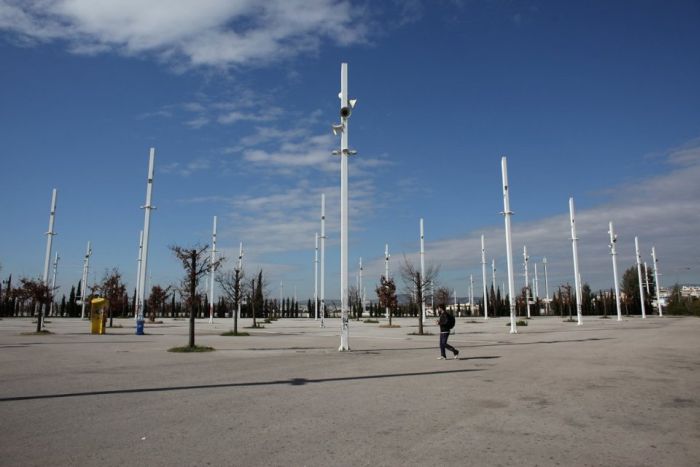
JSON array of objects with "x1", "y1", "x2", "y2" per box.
[
  {"x1": 320, "y1": 193, "x2": 326, "y2": 328},
  {"x1": 481, "y1": 235, "x2": 489, "y2": 319},
  {"x1": 500, "y1": 157, "x2": 517, "y2": 334},
  {"x1": 209, "y1": 216, "x2": 217, "y2": 324},
  {"x1": 608, "y1": 222, "x2": 622, "y2": 321},
  {"x1": 651, "y1": 246, "x2": 663, "y2": 317},
  {"x1": 420, "y1": 218, "x2": 426, "y2": 324},
  {"x1": 80, "y1": 241, "x2": 92, "y2": 320},
  {"x1": 136, "y1": 148, "x2": 156, "y2": 335},
  {"x1": 523, "y1": 245, "x2": 531, "y2": 319},
  {"x1": 635, "y1": 236, "x2": 646, "y2": 318},
  {"x1": 314, "y1": 232, "x2": 319, "y2": 320},
  {"x1": 569, "y1": 197, "x2": 583, "y2": 325},
  {"x1": 332, "y1": 62, "x2": 357, "y2": 351}
]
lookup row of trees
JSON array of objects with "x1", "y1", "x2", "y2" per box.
[{"x1": 1, "y1": 254, "x2": 695, "y2": 341}]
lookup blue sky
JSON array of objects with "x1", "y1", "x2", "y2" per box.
[{"x1": 1, "y1": 0, "x2": 699, "y2": 302}]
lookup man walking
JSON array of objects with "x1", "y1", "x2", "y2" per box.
[{"x1": 437, "y1": 305, "x2": 459, "y2": 360}]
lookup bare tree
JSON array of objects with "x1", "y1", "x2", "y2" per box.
[
  {"x1": 171, "y1": 245, "x2": 223, "y2": 348},
  {"x1": 217, "y1": 268, "x2": 245, "y2": 334},
  {"x1": 400, "y1": 255, "x2": 439, "y2": 335},
  {"x1": 17, "y1": 278, "x2": 52, "y2": 332},
  {"x1": 148, "y1": 285, "x2": 171, "y2": 323},
  {"x1": 348, "y1": 285, "x2": 362, "y2": 320},
  {"x1": 434, "y1": 287, "x2": 451, "y2": 312},
  {"x1": 375, "y1": 275, "x2": 398, "y2": 326},
  {"x1": 93, "y1": 268, "x2": 127, "y2": 327}
]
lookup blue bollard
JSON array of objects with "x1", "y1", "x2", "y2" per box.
[{"x1": 136, "y1": 319, "x2": 145, "y2": 335}]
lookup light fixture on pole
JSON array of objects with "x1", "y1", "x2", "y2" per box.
[
  {"x1": 569, "y1": 197, "x2": 583, "y2": 326},
  {"x1": 500, "y1": 157, "x2": 517, "y2": 334},
  {"x1": 608, "y1": 222, "x2": 622, "y2": 321},
  {"x1": 635, "y1": 236, "x2": 646, "y2": 319},
  {"x1": 481, "y1": 235, "x2": 489, "y2": 319},
  {"x1": 136, "y1": 148, "x2": 156, "y2": 335},
  {"x1": 331, "y1": 62, "x2": 357, "y2": 351}
]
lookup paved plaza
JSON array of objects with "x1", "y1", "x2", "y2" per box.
[{"x1": 1, "y1": 315, "x2": 698, "y2": 466}]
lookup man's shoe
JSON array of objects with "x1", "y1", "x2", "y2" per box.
[
  {"x1": 437, "y1": 356, "x2": 446, "y2": 360},
  {"x1": 453, "y1": 350, "x2": 459, "y2": 359}
]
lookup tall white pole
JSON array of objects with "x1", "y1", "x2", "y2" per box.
[
  {"x1": 523, "y1": 245, "x2": 531, "y2": 319},
  {"x1": 134, "y1": 230, "x2": 143, "y2": 321},
  {"x1": 453, "y1": 288, "x2": 457, "y2": 312},
  {"x1": 80, "y1": 241, "x2": 92, "y2": 320},
  {"x1": 236, "y1": 242, "x2": 244, "y2": 321},
  {"x1": 314, "y1": 233, "x2": 319, "y2": 320},
  {"x1": 208, "y1": 216, "x2": 217, "y2": 324},
  {"x1": 481, "y1": 235, "x2": 489, "y2": 319},
  {"x1": 359, "y1": 257, "x2": 364, "y2": 317},
  {"x1": 42, "y1": 189, "x2": 57, "y2": 288},
  {"x1": 469, "y1": 274, "x2": 474, "y2": 317},
  {"x1": 492, "y1": 259, "x2": 496, "y2": 289},
  {"x1": 569, "y1": 197, "x2": 583, "y2": 325},
  {"x1": 136, "y1": 148, "x2": 155, "y2": 334},
  {"x1": 320, "y1": 193, "x2": 326, "y2": 328},
  {"x1": 608, "y1": 222, "x2": 622, "y2": 321},
  {"x1": 332, "y1": 62, "x2": 356, "y2": 351},
  {"x1": 651, "y1": 246, "x2": 663, "y2": 317},
  {"x1": 49, "y1": 251, "x2": 59, "y2": 316},
  {"x1": 635, "y1": 236, "x2": 646, "y2": 319},
  {"x1": 280, "y1": 281, "x2": 283, "y2": 314},
  {"x1": 543, "y1": 257, "x2": 551, "y2": 315},
  {"x1": 501, "y1": 157, "x2": 517, "y2": 333},
  {"x1": 39, "y1": 189, "x2": 57, "y2": 329},
  {"x1": 643, "y1": 262, "x2": 651, "y2": 295},
  {"x1": 534, "y1": 263, "x2": 539, "y2": 301},
  {"x1": 420, "y1": 218, "x2": 426, "y2": 324},
  {"x1": 384, "y1": 243, "x2": 390, "y2": 320}
]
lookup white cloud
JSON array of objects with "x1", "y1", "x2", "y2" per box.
[
  {"x1": 0, "y1": 0, "x2": 367, "y2": 68},
  {"x1": 159, "y1": 157, "x2": 211, "y2": 176}
]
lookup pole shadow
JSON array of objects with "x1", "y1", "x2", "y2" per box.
[{"x1": 0, "y1": 368, "x2": 483, "y2": 403}]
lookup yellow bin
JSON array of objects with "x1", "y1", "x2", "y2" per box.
[{"x1": 90, "y1": 297, "x2": 109, "y2": 335}]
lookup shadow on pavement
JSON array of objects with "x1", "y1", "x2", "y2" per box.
[{"x1": 0, "y1": 368, "x2": 483, "y2": 402}]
